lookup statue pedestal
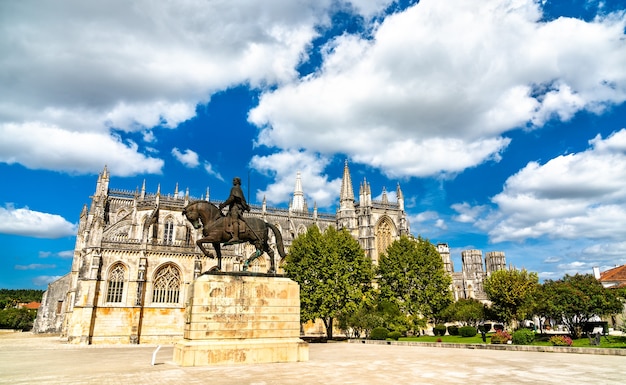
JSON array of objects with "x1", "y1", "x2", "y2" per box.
[{"x1": 173, "y1": 272, "x2": 308, "y2": 366}]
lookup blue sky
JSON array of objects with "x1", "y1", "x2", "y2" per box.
[{"x1": 1, "y1": 0, "x2": 626, "y2": 289}]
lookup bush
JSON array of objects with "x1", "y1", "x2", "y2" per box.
[
  {"x1": 512, "y1": 329, "x2": 535, "y2": 345},
  {"x1": 433, "y1": 324, "x2": 447, "y2": 336},
  {"x1": 549, "y1": 335, "x2": 573, "y2": 346},
  {"x1": 459, "y1": 326, "x2": 478, "y2": 337},
  {"x1": 494, "y1": 324, "x2": 504, "y2": 331},
  {"x1": 490, "y1": 330, "x2": 511, "y2": 344},
  {"x1": 447, "y1": 325, "x2": 459, "y2": 336},
  {"x1": 387, "y1": 331, "x2": 402, "y2": 340},
  {"x1": 370, "y1": 327, "x2": 389, "y2": 340}
]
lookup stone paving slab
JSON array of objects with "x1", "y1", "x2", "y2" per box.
[{"x1": 1, "y1": 333, "x2": 624, "y2": 385}]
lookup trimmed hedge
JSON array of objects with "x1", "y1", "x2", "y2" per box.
[
  {"x1": 459, "y1": 326, "x2": 478, "y2": 337},
  {"x1": 433, "y1": 324, "x2": 447, "y2": 336},
  {"x1": 388, "y1": 331, "x2": 402, "y2": 340},
  {"x1": 370, "y1": 327, "x2": 389, "y2": 340},
  {"x1": 447, "y1": 325, "x2": 459, "y2": 336},
  {"x1": 512, "y1": 329, "x2": 535, "y2": 345}
]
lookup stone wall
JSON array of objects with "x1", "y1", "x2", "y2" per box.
[{"x1": 33, "y1": 274, "x2": 71, "y2": 333}]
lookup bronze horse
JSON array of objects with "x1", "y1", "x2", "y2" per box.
[{"x1": 182, "y1": 200, "x2": 286, "y2": 273}]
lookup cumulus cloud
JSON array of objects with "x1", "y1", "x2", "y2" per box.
[
  {"x1": 0, "y1": 122, "x2": 163, "y2": 176},
  {"x1": 452, "y1": 202, "x2": 487, "y2": 223},
  {"x1": 0, "y1": 0, "x2": 348, "y2": 176},
  {"x1": 250, "y1": 0, "x2": 626, "y2": 178},
  {"x1": 0, "y1": 204, "x2": 77, "y2": 238},
  {"x1": 250, "y1": 150, "x2": 341, "y2": 208},
  {"x1": 486, "y1": 129, "x2": 626, "y2": 243},
  {"x1": 172, "y1": 148, "x2": 200, "y2": 168},
  {"x1": 32, "y1": 275, "x2": 63, "y2": 287}
]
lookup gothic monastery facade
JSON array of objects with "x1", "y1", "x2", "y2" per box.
[{"x1": 35, "y1": 162, "x2": 505, "y2": 343}]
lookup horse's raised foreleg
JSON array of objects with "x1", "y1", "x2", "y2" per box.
[{"x1": 196, "y1": 239, "x2": 214, "y2": 258}]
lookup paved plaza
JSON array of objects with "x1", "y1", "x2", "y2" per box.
[{"x1": 0, "y1": 332, "x2": 624, "y2": 385}]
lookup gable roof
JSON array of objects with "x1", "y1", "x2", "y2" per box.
[{"x1": 599, "y1": 265, "x2": 626, "y2": 287}]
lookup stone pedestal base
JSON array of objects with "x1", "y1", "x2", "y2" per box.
[{"x1": 173, "y1": 272, "x2": 308, "y2": 367}]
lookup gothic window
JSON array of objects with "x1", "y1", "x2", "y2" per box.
[
  {"x1": 152, "y1": 264, "x2": 181, "y2": 303},
  {"x1": 164, "y1": 219, "x2": 174, "y2": 244},
  {"x1": 184, "y1": 227, "x2": 192, "y2": 246},
  {"x1": 376, "y1": 217, "x2": 394, "y2": 256},
  {"x1": 106, "y1": 263, "x2": 126, "y2": 303}
]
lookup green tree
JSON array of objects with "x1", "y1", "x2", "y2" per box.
[
  {"x1": 0, "y1": 289, "x2": 44, "y2": 308},
  {"x1": 0, "y1": 308, "x2": 36, "y2": 330},
  {"x1": 377, "y1": 236, "x2": 453, "y2": 325},
  {"x1": 535, "y1": 274, "x2": 623, "y2": 339},
  {"x1": 337, "y1": 298, "x2": 383, "y2": 338},
  {"x1": 484, "y1": 269, "x2": 538, "y2": 327},
  {"x1": 441, "y1": 298, "x2": 485, "y2": 327},
  {"x1": 284, "y1": 226, "x2": 374, "y2": 339}
]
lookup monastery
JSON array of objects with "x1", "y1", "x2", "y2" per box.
[{"x1": 34, "y1": 162, "x2": 505, "y2": 343}]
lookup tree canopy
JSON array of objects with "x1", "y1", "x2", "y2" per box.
[
  {"x1": 484, "y1": 269, "x2": 538, "y2": 327},
  {"x1": 535, "y1": 273, "x2": 623, "y2": 338},
  {"x1": 440, "y1": 298, "x2": 485, "y2": 327},
  {"x1": 0, "y1": 289, "x2": 44, "y2": 309},
  {"x1": 283, "y1": 225, "x2": 374, "y2": 339},
  {"x1": 376, "y1": 236, "x2": 453, "y2": 325}
]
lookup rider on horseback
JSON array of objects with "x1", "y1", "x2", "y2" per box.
[{"x1": 219, "y1": 177, "x2": 250, "y2": 242}]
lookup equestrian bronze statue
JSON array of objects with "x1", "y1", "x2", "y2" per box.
[{"x1": 182, "y1": 200, "x2": 286, "y2": 273}]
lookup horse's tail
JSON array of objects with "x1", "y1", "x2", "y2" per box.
[{"x1": 266, "y1": 222, "x2": 287, "y2": 260}]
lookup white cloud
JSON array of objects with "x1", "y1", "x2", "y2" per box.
[
  {"x1": 0, "y1": 122, "x2": 163, "y2": 176},
  {"x1": 0, "y1": 204, "x2": 77, "y2": 238},
  {"x1": 486, "y1": 129, "x2": 626, "y2": 243},
  {"x1": 38, "y1": 250, "x2": 74, "y2": 259},
  {"x1": 451, "y1": 202, "x2": 487, "y2": 223},
  {"x1": 57, "y1": 250, "x2": 75, "y2": 259},
  {"x1": 0, "y1": 0, "x2": 338, "y2": 175},
  {"x1": 15, "y1": 264, "x2": 57, "y2": 271},
  {"x1": 203, "y1": 162, "x2": 224, "y2": 182},
  {"x1": 32, "y1": 275, "x2": 63, "y2": 287},
  {"x1": 250, "y1": 150, "x2": 341, "y2": 208},
  {"x1": 250, "y1": 0, "x2": 626, "y2": 178},
  {"x1": 172, "y1": 148, "x2": 200, "y2": 168}
]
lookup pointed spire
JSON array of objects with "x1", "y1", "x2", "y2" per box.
[
  {"x1": 292, "y1": 171, "x2": 306, "y2": 212},
  {"x1": 340, "y1": 160, "x2": 355, "y2": 203},
  {"x1": 174, "y1": 182, "x2": 179, "y2": 198},
  {"x1": 206, "y1": 187, "x2": 210, "y2": 202},
  {"x1": 381, "y1": 186, "x2": 389, "y2": 205},
  {"x1": 396, "y1": 183, "x2": 404, "y2": 211},
  {"x1": 141, "y1": 179, "x2": 146, "y2": 199}
]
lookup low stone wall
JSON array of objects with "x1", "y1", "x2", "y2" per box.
[{"x1": 352, "y1": 339, "x2": 626, "y2": 356}]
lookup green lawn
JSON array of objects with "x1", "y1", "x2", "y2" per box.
[{"x1": 397, "y1": 334, "x2": 626, "y2": 349}]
